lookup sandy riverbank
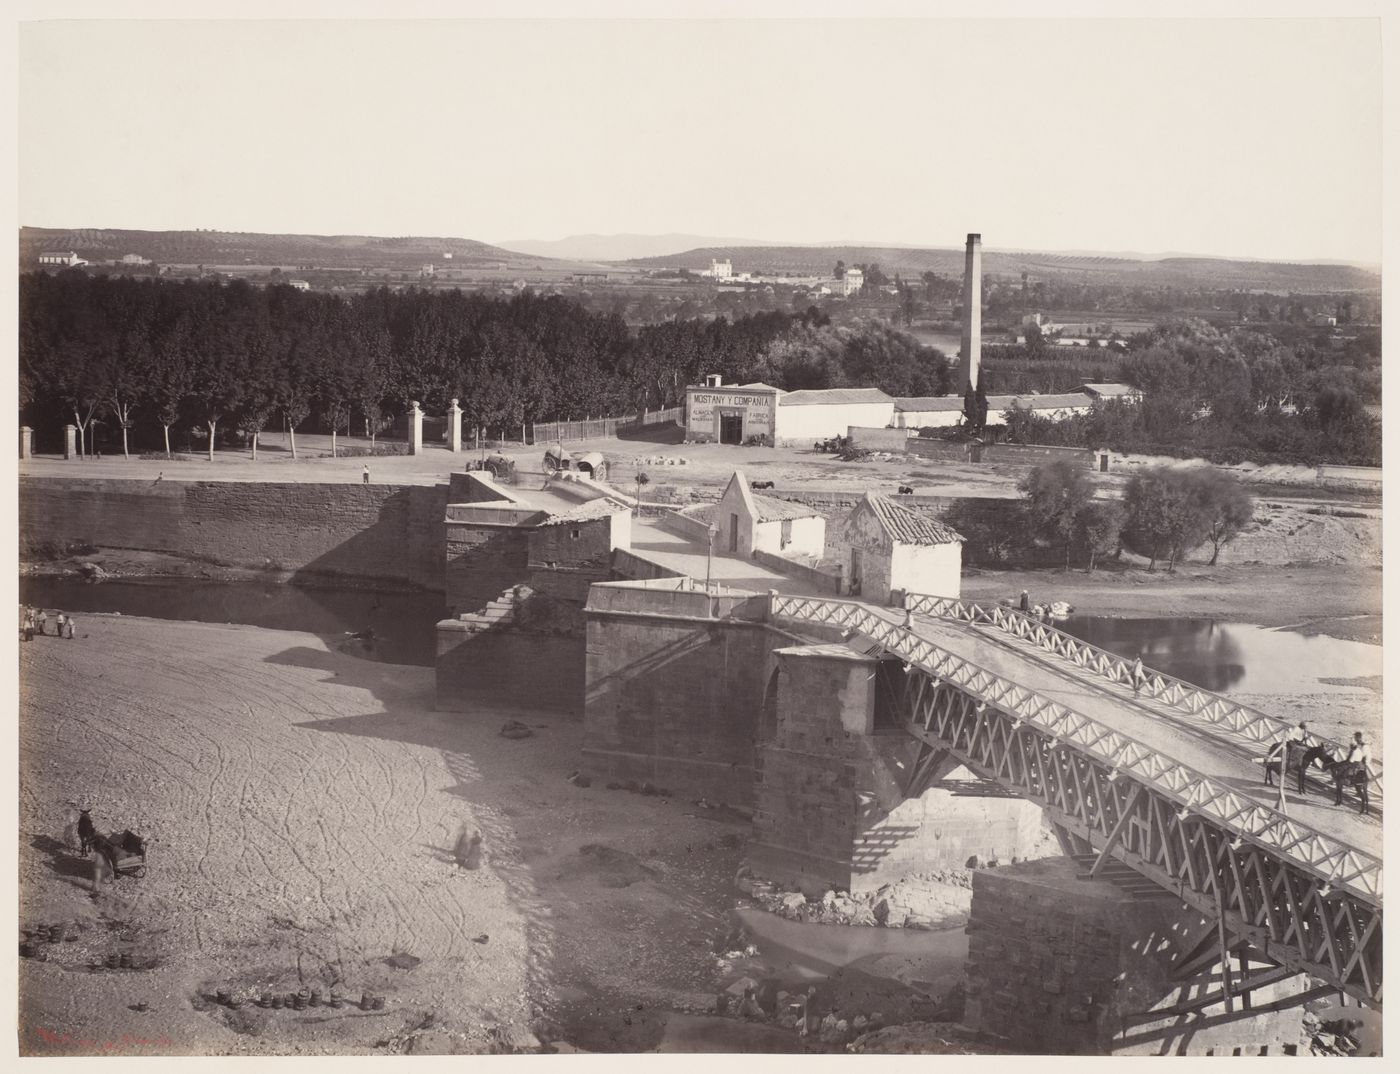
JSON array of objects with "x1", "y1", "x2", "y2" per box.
[{"x1": 17, "y1": 615, "x2": 750, "y2": 1056}]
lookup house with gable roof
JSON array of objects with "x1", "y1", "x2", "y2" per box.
[
  {"x1": 838, "y1": 491, "x2": 963, "y2": 603},
  {"x1": 691, "y1": 471, "x2": 827, "y2": 559}
]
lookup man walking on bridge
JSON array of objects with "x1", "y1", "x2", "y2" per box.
[{"x1": 1265, "y1": 721, "x2": 1309, "y2": 792}]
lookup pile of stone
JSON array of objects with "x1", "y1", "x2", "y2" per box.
[
  {"x1": 637, "y1": 455, "x2": 690, "y2": 466},
  {"x1": 738, "y1": 870, "x2": 974, "y2": 930},
  {"x1": 1306, "y1": 1014, "x2": 1368, "y2": 1057},
  {"x1": 711, "y1": 976, "x2": 886, "y2": 1047}
]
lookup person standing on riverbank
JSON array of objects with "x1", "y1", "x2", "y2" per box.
[
  {"x1": 21, "y1": 606, "x2": 34, "y2": 642},
  {"x1": 362, "y1": 464, "x2": 370, "y2": 485},
  {"x1": 56, "y1": 612, "x2": 66, "y2": 639},
  {"x1": 35, "y1": 608, "x2": 47, "y2": 636},
  {"x1": 63, "y1": 615, "x2": 76, "y2": 640}
]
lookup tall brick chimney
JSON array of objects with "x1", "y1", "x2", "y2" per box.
[{"x1": 959, "y1": 233, "x2": 982, "y2": 394}]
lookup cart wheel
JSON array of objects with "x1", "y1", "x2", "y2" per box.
[{"x1": 133, "y1": 865, "x2": 147, "y2": 878}]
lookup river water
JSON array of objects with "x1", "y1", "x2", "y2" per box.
[{"x1": 1055, "y1": 616, "x2": 1382, "y2": 694}]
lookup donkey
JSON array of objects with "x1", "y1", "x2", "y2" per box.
[{"x1": 76, "y1": 809, "x2": 95, "y2": 855}]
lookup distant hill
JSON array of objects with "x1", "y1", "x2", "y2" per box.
[
  {"x1": 495, "y1": 233, "x2": 780, "y2": 261},
  {"x1": 622, "y1": 244, "x2": 1381, "y2": 292},
  {"x1": 18, "y1": 227, "x2": 608, "y2": 273}
]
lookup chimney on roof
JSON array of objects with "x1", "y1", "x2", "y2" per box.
[
  {"x1": 704, "y1": 373, "x2": 723, "y2": 387},
  {"x1": 959, "y1": 233, "x2": 982, "y2": 394}
]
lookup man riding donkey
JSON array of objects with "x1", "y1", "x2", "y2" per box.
[{"x1": 1263, "y1": 722, "x2": 1374, "y2": 815}]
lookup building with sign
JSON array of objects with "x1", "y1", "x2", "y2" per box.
[
  {"x1": 684, "y1": 377, "x2": 895, "y2": 446},
  {"x1": 684, "y1": 378, "x2": 782, "y2": 444}
]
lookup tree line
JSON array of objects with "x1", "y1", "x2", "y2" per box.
[
  {"x1": 947, "y1": 460, "x2": 1255, "y2": 573},
  {"x1": 990, "y1": 319, "x2": 1380, "y2": 466},
  {"x1": 18, "y1": 273, "x2": 950, "y2": 458}
]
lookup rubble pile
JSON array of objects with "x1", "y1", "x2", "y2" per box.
[
  {"x1": 737, "y1": 868, "x2": 975, "y2": 929},
  {"x1": 1305, "y1": 1013, "x2": 1368, "y2": 1057}
]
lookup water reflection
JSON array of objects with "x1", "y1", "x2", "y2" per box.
[
  {"x1": 18, "y1": 576, "x2": 444, "y2": 667},
  {"x1": 1057, "y1": 616, "x2": 1381, "y2": 695}
]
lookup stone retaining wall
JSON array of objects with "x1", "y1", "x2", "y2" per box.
[{"x1": 19, "y1": 476, "x2": 447, "y2": 589}]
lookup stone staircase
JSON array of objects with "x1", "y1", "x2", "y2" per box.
[{"x1": 454, "y1": 584, "x2": 533, "y2": 634}]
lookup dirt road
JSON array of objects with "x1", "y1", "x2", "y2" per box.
[{"x1": 18, "y1": 616, "x2": 744, "y2": 1056}]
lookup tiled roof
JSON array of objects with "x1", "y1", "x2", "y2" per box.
[
  {"x1": 778, "y1": 388, "x2": 893, "y2": 407},
  {"x1": 894, "y1": 396, "x2": 965, "y2": 412},
  {"x1": 863, "y1": 493, "x2": 963, "y2": 545},
  {"x1": 751, "y1": 494, "x2": 823, "y2": 522},
  {"x1": 1078, "y1": 383, "x2": 1137, "y2": 397},
  {"x1": 896, "y1": 393, "x2": 1093, "y2": 413},
  {"x1": 536, "y1": 498, "x2": 626, "y2": 526},
  {"x1": 684, "y1": 496, "x2": 821, "y2": 525},
  {"x1": 1005, "y1": 393, "x2": 1095, "y2": 411}
]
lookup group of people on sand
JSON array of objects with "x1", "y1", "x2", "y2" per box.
[
  {"x1": 1264, "y1": 720, "x2": 1374, "y2": 816},
  {"x1": 19, "y1": 604, "x2": 75, "y2": 642}
]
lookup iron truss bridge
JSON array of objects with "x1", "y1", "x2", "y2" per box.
[
  {"x1": 769, "y1": 594, "x2": 1381, "y2": 1009},
  {"x1": 902, "y1": 592, "x2": 1382, "y2": 800}
]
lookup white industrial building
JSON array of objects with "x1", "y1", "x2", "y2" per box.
[
  {"x1": 893, "y1": 391, "x2": 1099, "y2": 429},
  {"x1": 684, "y1": 378, "x2": 895, "y2": 446}
]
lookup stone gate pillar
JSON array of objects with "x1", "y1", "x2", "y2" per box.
[
  {"x1": 448, "y1": 398, "x2": 463, "y2": 453},
  {"x1": 408, "y1": 401, "x2": 423, "y2": 456},
  {"x1": 63, "y1": 424, "x2": 77, "y2": 460},
  {"x1": 20, "y1": 426, "x2": 33, "y2": 459}
]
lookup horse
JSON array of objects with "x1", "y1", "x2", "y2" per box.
[{"x1": 1263, "y1": 744, "x2": 1333, "y2": 791}]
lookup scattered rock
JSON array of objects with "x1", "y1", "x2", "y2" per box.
[
  {"x1": 489, "y1": 1024, "x2": 541, "y2": 1054},
  {"x1": 384, "y1": 951, "x2": 421, "y2": 971},
  {"x1": 472, "y1": 934, "x2": 489, "y2": 944},
  {"x1": 576, "y1": 843, "x2": 658, "y2": 888},
  {"x1": 780, "y1": 892, "x2": 807, "y2": 911},
  {"x1": 499, "y1": 720, "x2": 533, "y2": 739}
]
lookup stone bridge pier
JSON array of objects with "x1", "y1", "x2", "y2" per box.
[
  {"x1": 964, "y1": 857, "x2": 1315, "y2": 1056},
  {"x1": 746, "y1": 643, "x2": 1044, "y2": 897}
]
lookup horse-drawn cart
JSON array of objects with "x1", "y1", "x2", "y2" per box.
[{"x1": 92, "y1": 830, "x2": 148, "y2": 879}]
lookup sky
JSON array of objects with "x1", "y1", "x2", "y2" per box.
[{"x1": 16, "y1": 14, "x2": 1384, "y2": 264}]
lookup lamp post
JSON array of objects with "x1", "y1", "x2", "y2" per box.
[{"x1": 706, "y1": 523, "x2": 718, "y2": 594}]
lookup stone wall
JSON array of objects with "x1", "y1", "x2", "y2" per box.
[
  {"x1": 19, "y1": 476, "x2": 447, "y2": 589},
  {"x1": 582, "y1": 583, "x2": 782, "y2": 806},
  {"x1": 749, "y1": 646, "x2": 876, "y2": 892},
  {"x1": 435, "y1": 629, "x2": 584, "y2": 716},
  {"x1": 444, "y1": 522, "x2": 530, "y2": 617},
  {"x1": 964, "y1": 858, "x2": 1309, "y2": 1055}
]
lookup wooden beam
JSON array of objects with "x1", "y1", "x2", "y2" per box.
[
  {"x1": 1091, "y1": 784, "x2": 1143, "y2": 877},
  {"x1": 1128, "y1": 965, "x2": 1303, "y2": 1023}
]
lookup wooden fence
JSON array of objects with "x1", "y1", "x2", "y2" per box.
[{"x1": 522, "y1": 407, "x2": 682, "y2": 447}]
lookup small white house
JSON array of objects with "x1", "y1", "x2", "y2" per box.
[
  {"x1": 838, "y1": 492, "x2": 963, "y2": 604},
  {"x1": 701, "y1": 471, "x2": 826, "y2": 559},
  {"x1": 38, "y1": 251, "x2": 87, "y2": 267}
]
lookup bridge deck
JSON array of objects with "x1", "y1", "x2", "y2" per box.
[{"x1": 900, "y1": 610, "x2": 1382, "y2": 859}]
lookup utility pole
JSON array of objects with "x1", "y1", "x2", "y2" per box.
[{"x1": 706, "y1": 523, "x2": 717, "y2": 598}]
